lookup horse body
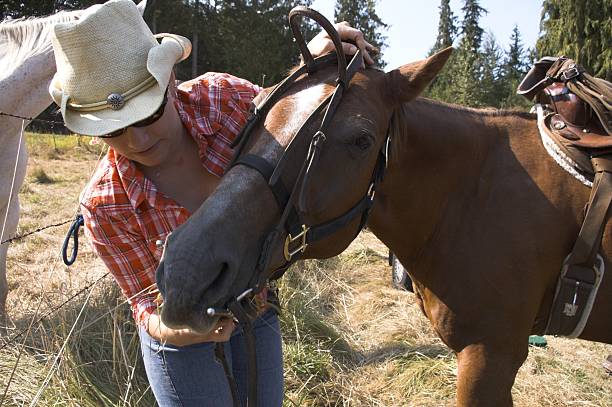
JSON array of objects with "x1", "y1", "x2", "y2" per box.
[
  {"x1": 0, "y1": 13, "x2": 79, "y2": 322},
  {"x1": 157, "y1": 49, "x2": 611, "y2": 405},
  {"x1": 368, "y1": 99, "x2": 612, "y2": 405}
]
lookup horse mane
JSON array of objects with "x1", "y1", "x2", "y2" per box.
[
  {"x1": 410, "y1": 97, "x2": 536, "y2": 120},
  {"x1": 0, "y1": 10, "x2": 80, "y2": 79},
  {"x1": 389, "y1": 97, "x2": 537, "y2": 155}
]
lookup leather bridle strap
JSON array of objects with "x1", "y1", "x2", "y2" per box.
[
  {"x1": 289, "y1": 6, "x2": 348, "y2": 83},
  {"x1": 213, "y1": 343, "x2": 240, "y2": 407},
  {"x1": 229, "y1": 53, "x2": 339, "y2": 164},
  {"x1": 228, "y1": 300, "x2": 258, "y2": 407},
  {"x1": 234, "y1": 154, "x2": 290, "y2": 208},
  {"x1": 251, "y1": 125, "x2": 389, "y2": 294},
  {"x1": 234, "y1": 154, "x2": 303, "y2": 235}
]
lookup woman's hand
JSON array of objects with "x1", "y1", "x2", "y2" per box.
[
  {"x1": 146, "y1": 313, "x2": 236, "y2": 347},
  {"x1": 306, "y1": 22, "x2": 378, "y2": 65}
]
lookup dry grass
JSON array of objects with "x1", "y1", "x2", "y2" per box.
[{"x1": 0, "y1": 133, "x2": 610, "y2": 406}]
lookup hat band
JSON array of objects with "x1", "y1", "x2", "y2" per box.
[{"x1": 67, "y1": 75, "x2": 158, "y2": 112}]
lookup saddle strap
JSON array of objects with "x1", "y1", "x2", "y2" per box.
[
  {"x1": 569, "y1": 156, "x2": 612, "y2": 268},
  {"x1": 545, "y1": 155, "x2": 612, "y2": 336}
]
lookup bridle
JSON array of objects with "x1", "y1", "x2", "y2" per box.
[{"x1": 207, "y1": 7, "x2": 390, "y2": 407}]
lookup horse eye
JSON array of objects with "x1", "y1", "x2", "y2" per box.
[{"x1": 354, "y1": 135, "x2": 372, "y2": 151}]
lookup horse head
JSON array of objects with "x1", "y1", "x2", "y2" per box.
[{"x1": 156, "y1": 47, "x2": 452, "y2": 333}]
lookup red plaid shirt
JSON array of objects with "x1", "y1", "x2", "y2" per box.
[{"x1": 81, "y1": 73, "x2": 261, "y2": 327}]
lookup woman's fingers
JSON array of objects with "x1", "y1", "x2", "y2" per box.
[
  {"x1": 342, "y1": 42, "x2": 358, "y2": 57},
  {"x1": 306, "y1": 22, "x2": 379, "y2": 65},
  {"x1": 334, "y1": 22, "x2": 377, "y2": 65},
  {"x1": 341, "y1": 38, "x2": 375, "y2": 65},
  {"x1": 210, "y1": 317, "x2": 235, "y2": 342}
]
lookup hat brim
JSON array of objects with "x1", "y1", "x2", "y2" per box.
[
  {"x1": 61, "y1": 82, "x2": 165, "y2": 136},
  {"x1": 51, "y1": 33, "x2": 191, "y2": 136}
]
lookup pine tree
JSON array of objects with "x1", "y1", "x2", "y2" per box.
[
  {"x1": 424, "y1": 0, "x2": 459, "y2": 102},
  {"x1": 503, "y1": 25, "x2": 528, "y2": 83},
  {"x1": 479, "y1": 31, "x2": 504, "y2": 107},
  {"x1": 458, "y1": 0, "x2": 486, "y2": 55},
  {"x1": 145, "y1": 0, "x2": 316, "y2": 84},
  {"x1": 334, "y1": 0, "x2": 388, "y2": 67},
  {"x1": 207, "y1": 0, "x2": 316, "y2": 84},
  {"x1": 453, "y1": 0, "x2": 487, "y2": 106},
  {"x1": 537, "y1": 0, "x2": 611, "y2": 81},
  {"x1": 429, "y1": 0, "x2": 458, "y2": 54},
  {"x1": 500, "y1": 25, "x2": 530, "y2": 108}
]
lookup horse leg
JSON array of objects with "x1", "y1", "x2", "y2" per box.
[
  {"x1": 0, "y1": 195, "x2": 20, "y2": 335},
  {"x1": 455, "y1": 342, "x2": 528, "y2": 407},
  {"x1": 0, "y1": 243, "x2": 8, "y2": 334}
]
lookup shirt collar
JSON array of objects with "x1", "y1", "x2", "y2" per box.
[{"x1": 110, "y1": 149, "x2": 162, "y2": 210}]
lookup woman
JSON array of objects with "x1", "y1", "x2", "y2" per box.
[{"x1": 48, "y1": 0, "x2": 376, "y2": 406}]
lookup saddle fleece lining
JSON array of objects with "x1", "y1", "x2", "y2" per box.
[{"x1": 535, "y1": 104, "x2": 593, "y2": 188}]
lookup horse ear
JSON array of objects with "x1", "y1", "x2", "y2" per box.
[
  {"x1": 136, "y1": 0, "x2": 147, "y2": 15},
  {"x1": 386, "y1": 47, "x2": 453, "y2": 104}
]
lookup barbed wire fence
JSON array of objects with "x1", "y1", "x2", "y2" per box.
[
  {"x1": 0, "y1": 111, "x2": 121, "y2": 406},
  {"x1": 1, "y1": 219, "x2": 73, "y2": 245}
]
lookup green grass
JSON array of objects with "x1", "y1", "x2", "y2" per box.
[{"x1": 26, "y1": 132, "x2": 106, "y2": 161}]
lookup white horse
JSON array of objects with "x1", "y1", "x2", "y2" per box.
[{"x1": 0, "y1": 1, "x2": 147, "y2": 326}]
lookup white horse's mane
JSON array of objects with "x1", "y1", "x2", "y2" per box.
[{"x1": 0, "y1": 10, "x2": 80, "y2": 80}]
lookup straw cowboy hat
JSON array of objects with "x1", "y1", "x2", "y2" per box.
[{"x1": 49, "y1": 0, "x2": 191, "y2": 136}]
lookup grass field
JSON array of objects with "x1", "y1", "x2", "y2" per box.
[{"x1": 0, "y1": 133, "x2": 610, "y2": 406}]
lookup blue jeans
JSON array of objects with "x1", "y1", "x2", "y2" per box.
[{"x1": 139, "y1": 310, "x2": 283, "y2": 407}]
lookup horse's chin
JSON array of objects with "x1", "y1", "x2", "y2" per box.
[
  {"x1": 160, "y1": 308, "x2": 220, "y2": 335},
  {"x1": 189, "y1": 315, "x2": 219, "y2": 335}
]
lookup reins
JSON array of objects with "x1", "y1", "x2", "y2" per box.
[{"x1": 206, "y1": 7, "x2": 390, "y2": 407}]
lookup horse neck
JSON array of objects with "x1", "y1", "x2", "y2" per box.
[
  {"x1": 0, "y1": 10, "x2": 81, "y2": 126},
  {"x1": 370, "y1": 98, "x2": 521, "y2": 261},
  {"x1": 0, "y1": 11, "x2": 80, "y2": 148},
  {"x1": 0, "y1": 51, "x2": 56, "y2": 145}
]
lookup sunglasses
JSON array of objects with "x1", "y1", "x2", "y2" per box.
[{"x1": 104, "y1": 89, "x2": 169, "y2": 138}]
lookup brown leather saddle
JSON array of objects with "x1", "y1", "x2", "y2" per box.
[{"x1": 518, "y1": 57, "x2": 612, "y2": 337}]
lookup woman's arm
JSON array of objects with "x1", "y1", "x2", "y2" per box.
[
  {"x1": 145, "y1": 312, "x2": 235, "y2": 346},
  {"x1": 81, "y1": 203, "x2": 236, "y2": 346},
  {"x1": 307, "y1": 22, "x2": 378, "y2": 65}
]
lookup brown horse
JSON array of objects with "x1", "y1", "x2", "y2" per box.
[{"x1": 155, "y1": 48, "x2": 612, "y2": 406}]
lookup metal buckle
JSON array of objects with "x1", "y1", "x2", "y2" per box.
[
  {"x1": 283, "y1": 224, "x2": 309, "y2": 261},
  {"x1": 560, "y1": 65, "x2": 580, "y2": 81}
]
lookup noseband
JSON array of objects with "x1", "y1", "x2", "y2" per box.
[{"x1": 208, "y1": 7, "x2": 390, "y2": 407}]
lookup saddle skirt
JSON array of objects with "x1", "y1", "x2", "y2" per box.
[{"x1": 535, "y1": 104, "x2": 593, "y2": 187}]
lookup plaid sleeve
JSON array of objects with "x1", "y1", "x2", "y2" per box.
[
  {"x1": 177, "y1": 73, "x2": 262, "y2": 176},
  {"x1": 81, "y1": 203, "x2": 158, "y2": 328}
]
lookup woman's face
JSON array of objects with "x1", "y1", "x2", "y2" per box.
[{"x1": 101, "y1": 84, "x2": 183, "y2": 167}]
